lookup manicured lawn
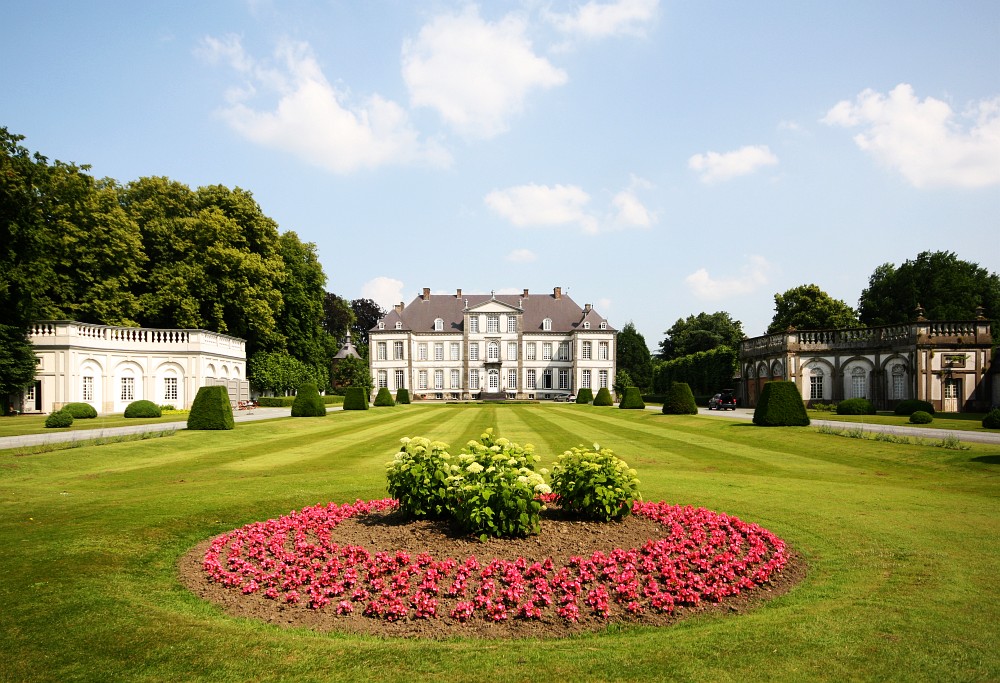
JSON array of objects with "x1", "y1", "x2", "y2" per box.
[
  {"x1": 0, "y1": 411, "x2": 191, "y2": 437},
  {"x1": 1, "y1": 404, "x2": 997, "y2": 682},
  {"x1": 807, "y1": 410, "x2": 992, "y2": 432}
]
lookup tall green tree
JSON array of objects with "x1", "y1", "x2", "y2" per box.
[
  {"x1": 351, "y1": 298, "x2": 385, "y2": 348},
  {"x1": 659, "y1": 312, "x2": 744, "y2": 360},
  {"x1": 858, "y1": 251, "x2": 1000, "y2": 329},
  {"x1": 323, "y1": 292, "x2": 355, "y2": 338},
  {"x1": 616, "y1": 322, "x2": 653, "y2": 390},
  {"x1": 767, "y1": 284, "x2": 859, "y2": 333}
]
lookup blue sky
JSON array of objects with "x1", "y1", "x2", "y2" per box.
[{"x1": 3, "y1": 1, "x2": 998, "y2": 347}]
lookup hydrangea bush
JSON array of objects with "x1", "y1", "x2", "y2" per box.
[
  {"x1": 386, "y1": 437, "x2": 453, "y2": 519},
  {"x1": 550, "y1": 444, "x2": 641, "y2": 521}
]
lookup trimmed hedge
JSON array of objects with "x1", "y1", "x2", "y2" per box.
[
  {"x1": 291, "y1": 381, "x2": 327, "y2": 417},
  {"x1": 396, "y1": 388, "x2": 411, "y2": 405},
  {"x1": 662, "y1": 382, "x2": 698, "y2": 415},
  {"x1": 894, "y1": 399, "x2": 935, "y2": 416},
  {"x1": 575, "y1": 388, "x2": 594, "y2": 404},
  {"x1": 909, "y1": 410, "x2": 933, "y2": 424},
  {"x1": 593, "y1": 387, "x2": 613, "y2": 406},
  {"x1": 343, "y1": 387, "x2": 369, "y2": 410},
  {"x1": 45, "y1": 410, "x2": 73, "y2": 428},
  {"x1": 982, "y1": 408, "x2": 1000, "y2": 429},
  {"x1": 124, "y1": 400, "x2": 162, "y2": 418},
  {"x1": 837, "y1": 398, "x2": 876, "y2": 415},
  {"x1": 63, "y1": 402, "x2": 97, "y2": 419},
  {"x1": 258, "y1": 395, "x2": 343, "y2": 407},
  {"x1": 374, "y1": 387, "x2": 396, "y2": 407},
  {"x1": 619, "y1": 387, "x2": 645, "y2": 410},
  {"x1": 187, "y1": 386, "x2": 235, "y2": 430},
  {"x1": 752, "y1": 381, "x2": 810, "y2": 426}
]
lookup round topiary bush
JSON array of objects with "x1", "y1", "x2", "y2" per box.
[
  {"x1": 836, "y1": 398, "x2": 876, "y2": 415},
  {"x1": 374, "y1": 387, "x2": 396, "y2": 407},
  {"x1": 662, "y1": 382, "x2": 698, "y2": 415},
  {"x1": 124, "y1": 400, "x2": 162, "y2": 418},
  {"x1": 45, "y1": 410, "x2": 74, "y2": 428},
  {"x1": 618, "y1": 387, "x2": 645, "y2": 410},
  {"x1": 63, "y1": 402, "x2": 97, "y2": 419},
  {"x1": 909, "y1": 410, "x2": 933, "y2": 424},
  {"x1": 894, "y1": 399, "x2": 935, "y2": 416},
  {"x1": 395, "y1": 388, "x2": 411, "y2": 405},
  {"x1": 291, "y1": 381, "x2": 327, "y2": 417},
  {"x1": 752, "y1": 381, "x2": 810, "y2": 426},
  {"x1": 575, "y1": 388, "x2": 593, "y2": 404},
  {"x1": 343, "y1": 387, "x2": 369, "y2": 411},
  {"x1": 187, "y1": 385, "x2": 235, "y2": 430},
  {"x1": 593, "y1": 387, "x2": 613, "y2": 406},
  {"x1": 982, "y1": 408, "x2": 1000, "y2": 429}
]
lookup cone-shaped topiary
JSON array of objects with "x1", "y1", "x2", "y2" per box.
[
  {"x1": 343, "y1": 386, "x2": 369, "y2": 410},
  {"x1": 374, "y1": 387, "x2": 396, "y2": 407},
  {"x1": 63, "y1": 402, "x2": 97, "y2": 419},
  {"x1": 45, "y1": 410, "x2": 74, "y2": 428},
  {"x1": 396, "y1": 388, "x2": 411, "y2": 404},
  {"x1": 662, "y1": 382, "x2": 698, "y2": 415},
  {"x1": 894, "y1": 399, "x2": 935, "y2": 416},
  {"x1": 187, "y1": 385, "x2": 235, "y2": 430},
  {"x1": 752, "y1": 381, "x2": 810, "y2": 426},
  {"x1": 575, "y1": 388, "x2": 593, "y2": 404},
  {"x1": 124, "y1": 400, "x2": 161, "y2": 418},
  {"x1": 619, "y1": 386, "x2": 645, "y2": 410},
  {"x1": 836, "y1": 397, "x2": 875, "y2": 415},
  {"x1": 593, "y1": 387, "x2": 614, "y2": 406},
  {"x1": 291, "y1": 381, "x2": 327, "y2": 417},
  {"x1": 982, "y1": 407, "x2": 1000, "y2": 429}
]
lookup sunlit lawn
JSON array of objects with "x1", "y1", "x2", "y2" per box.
[
  {"x1": 0, "y1": 411, "x2": 192, "y2": 438},
  {"x1": 807, "y1": 410, "x2": 991, "y2": 432},
  {"x1": 1, "y1": 404, "x2": 997, "y2": 682}
]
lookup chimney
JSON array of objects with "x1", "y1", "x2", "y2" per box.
[
  {"x1": 394, "y1": 302, "x2": 404, "y2": 313},
  {"x1": 456, "y1": 288, "x2": 462, "y2": 298},
  {"x1": 585, "y1": 303, "x2": 592, "y2": 312},
  {"x1": 522, "y1": 288, "x2": 529, "y2": 297},
  {"x1": 553, "y1": 286, "x2": 562, "y2": 299},
  {"x1": 422, "y1": 287, "x2": 431, "y2": 300}
]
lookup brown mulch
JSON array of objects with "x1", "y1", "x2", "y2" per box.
[{"x1": 177, "y1": 507, "x2": 806, "y2": 640}]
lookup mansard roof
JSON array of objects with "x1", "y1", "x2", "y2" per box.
[{"x1": 371, "y1": 288, "x2": 616, "y2": 334}]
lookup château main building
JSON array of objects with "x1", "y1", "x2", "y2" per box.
[{"x1": 369, "y1": 287, "x2": 616, "y2": 400}]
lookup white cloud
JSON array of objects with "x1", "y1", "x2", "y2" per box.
[
  {"x1": 688, "y1": 145, "x2": 779, "y2": 183},
  {"x1": 597, "y1": 297, "x2": 613, "y2": 311},
  {"x1": 199, "y1": 35, "x2": 450, "y2": 173},
  {"x1": 362, "y1": 276, "x2": 406, "y2": 310},
  {"x1": 547, "y1": 0, "x2": 659, "y2": 40},
  {"x1": 485, "y1": 183, "x2": 598, "y2": 233},
  {"x1": 822, "y1": 83, "x2": 1000, "y2": 188},
  {"x1": 401, "y1": 7, "x2": 568, "y2": 138},
  {"x1": 506, "y1": 248, "x2": 538, "y2": 263},
  {"x1": 610, "y1": 189, "x2": 654, "y2": 228},
  {"x1": 684, "y1": 256, "x2": 771, "y2": 301}
]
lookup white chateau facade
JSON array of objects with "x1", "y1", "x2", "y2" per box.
[
  {"x1": 20, "y1": 321, "x2": 248, "y2": 414},
  {"x1": 369, "y1": 288, "x2": 616, "y2": 400}
]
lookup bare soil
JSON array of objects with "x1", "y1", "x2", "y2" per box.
[{"x1": 178, "y1": 506, "x2": 805, "y2": 640}]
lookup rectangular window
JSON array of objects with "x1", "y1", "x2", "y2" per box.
[
  {"x1": 82, "y1": 376, "x2": 94, "y2": 402},
  {"x1": 378, "y1": 370, "x2": 388, "y2": 389},
  {"x1": 418, "y1": 343, "x2": 428, "y2": 361},
  {"x1": 393, "y1": 341, "x2": 404, "y2": 360},
  {"x1": 469, "y1": 343, "x2": 480, "y2": 361},
  {"x1": 507, "y1": 316, "x2": 518, "y2": 333},
  {"x1": 377, "y1": 342, "x2": 387, "y2": 360},
  {"x1": 121, "y1": 377, "x2": 134, "y2": 402},
  {"x1": 543, "y1": 343, "x2": 552, "y2": 360},
  {"x1": 543, "y1": 369, "x2": 553, "y2": 389},
  {"x1": 508, "y1": 369, "x2": 517, "y2": 389},
  {"x1": 434, "y1": 370, "x2": 444, "y2": 390},
  {"x1": 526, "y1": 342, "x2": 536, "y2": 360},
  {"x1": 851, "y1": 374, "x2": 866, "y2": 398},
  {"x1": 582, "y1": 341, "x2": 592, "y2": 360},
  {"x1": 892, "y1": 374, "x2": 905, "y2": 400},
  {"x1": 507, "y1": 342, "x2": 517, "y2": 360},
  {"x1": 395, "y1": 369, "x2": 405, "y2": 389},
  {"x1": 559, "y1": 369, "x2": 569, "y2": 390},
  {"x1": 599, "y1": 370, "x2": 608, "y2": 388},
  {"x1": 487, "y1": 314, "x2": 499, "y2": 333},
  {"x1": 582, "y1": 370, "x2": 591, "y2": 389},
  {"x1": 434, "y1": 343, "x2": 444, "y2": 361},
  {"x1": 26, "y1": 385, "x2": 36, "y2": 401},
  {"x1": 451, "y1": 369, "x2": 460, "y2": 388},
  {"x1": 469, "y1": 370, "x2": 480, "y2": 390},
  {"x1": 450, "y1": 342, "x2": 461, "y2": 360},
  {"x1": 810, "y1": 376, "x2": 823, "y2": 400},
  {"x1": 558, "y1": 342, "x2": 570, "y2": 361},
  {"x1": 418, "y1": 370, "x2": 428, "y2": 390},
  {"x1": 526, "y1": 369, "x2": 536, "y2": 389},
  {"x1": 164, "y1": 377, "x2": 178, "y2": 401},
  {"x1": 469, "y1": 316, "x2": 479, "y2": 333},
  {"x1": 598, "y1": 341, "x2": 609, "y2": 360}
]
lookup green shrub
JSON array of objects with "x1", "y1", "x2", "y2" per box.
[
  {"x1": 63, "y1": 402, "x2": 97, "y2": 419},
  {"x1": 619, "y1": 387, "x2": 645, "y2": 410},
  {"x1": 45, "y1": 410, "x2": 73, "y2": 428},
  {"x1": 396, "y1": 388, "x2": 411, "y2": 404},
  {"x1": 909, "y1": 410, "x2": 933, "y2": 424},
  {"x1": 186, "y1": 386, "x2": 235, "y2": 430},
  {"x1": 374, "y1": 387, "x2": 396, "y2": 407},
  {"x1": 575, "y1": 388, "x2": 593, "y2": 404},
  {"x1": 593, "y1": 387, "x2": 613, "y2": 406},
  {"x1": 837, "y1": 398, "x2": 876, "y2": 415},
  {"x1": 256, "y1": 396, "x2": 294, "y2": 407},
  {"x1": 291, "y1": 381, "x2": 326, "y2": 417},
  {"x1": 385, "y1": 437, "x2": 453, "y2": 519},
  {"x1": 662, "y1": 382, "x2": 698, "y2": 415},
  {"x1": 894, "y1": 399, "x2": 935, "y2": 416},
  {"x1": 124, "y1": 400, "x2": 161, "y2": 418},
  {"x1": 982, "y1": 408, "x2": 1000, "y2": 429},
  {"x1": 343, "y1": 387, "x2": 369, "y2": 410},
  {"x1": 752, "y1": 381, "x2": 810, "y2": 426},
  {"x1": 159, "y1": 404, "x2": 176, "y2": 412},
  {"x1": 550, "y1": 444, "x2": 641, "y2": 521}
]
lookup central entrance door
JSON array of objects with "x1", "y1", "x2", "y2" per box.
[{"x1": 943, "y1": 378, "x2": 962, "y2": 412}]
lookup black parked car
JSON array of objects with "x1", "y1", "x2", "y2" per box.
[{"x1": 708, "y1": 391, "x2": 737, "y2": 410}]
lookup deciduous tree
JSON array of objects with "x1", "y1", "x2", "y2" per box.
[
  {"x1": 616, "y1": 322, "x2": 653, "y2": 390},
  {"x1": 767, "y1": 284, "x2": 859, "y2": 333},
  {"x1": 659, "y1": 312, "x2": 744, "y2": 360}
]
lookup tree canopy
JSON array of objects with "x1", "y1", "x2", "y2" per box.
[
  {"x1": 351, "y1": 298, "x2": 385, "y2": 348},
  {"x1": 659, "y1": 311, "x2": 744, "y2": 360},
  {"x1": 767, "y1": 284, "x2": 860, "y2": 333},
  {"x1": 616, "y1": 322, "x2": 653, "y2": 390}
]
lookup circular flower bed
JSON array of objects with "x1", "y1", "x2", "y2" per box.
[{"x1": 188, "y1": 495, "x2": 793, "y2": 637}]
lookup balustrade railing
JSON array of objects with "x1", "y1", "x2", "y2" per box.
[
  {"x1": 741, "y1": 320, "x2": 990, "y2": 356},
  {"x1": 27, "y1": 320, "x2": 244, "y2": 352}
]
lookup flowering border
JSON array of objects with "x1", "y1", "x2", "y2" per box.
[{"x1": 202, "y1": 497, "x2": 788, "y2": 624}]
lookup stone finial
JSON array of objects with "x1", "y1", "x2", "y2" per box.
[
  {"x1": 915, "y1": 304, "x2": 926, "y2": 321},
  {"x1": 976, "y1": 305, "x2": 986, "y2": 320}
]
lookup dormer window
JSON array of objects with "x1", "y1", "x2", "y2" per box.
[
  {"x1": 543, "y1": 318, "x2": 552, "y2": 331},
  {"x1": 378, "y1": 321, "x2": 385, "y2": 330},
  {"x1": 583, "y1": 322, "x2": 590, "y2": 330},
  {"x1": 434, "y1": 318, "x2": 444, "y2": 332},
  {"x1": 600, "y1": 321, "x2": 607, "y2": 329},
  {"x1": 395, "y1": 321, "x2": 402, "y2": 330}
]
